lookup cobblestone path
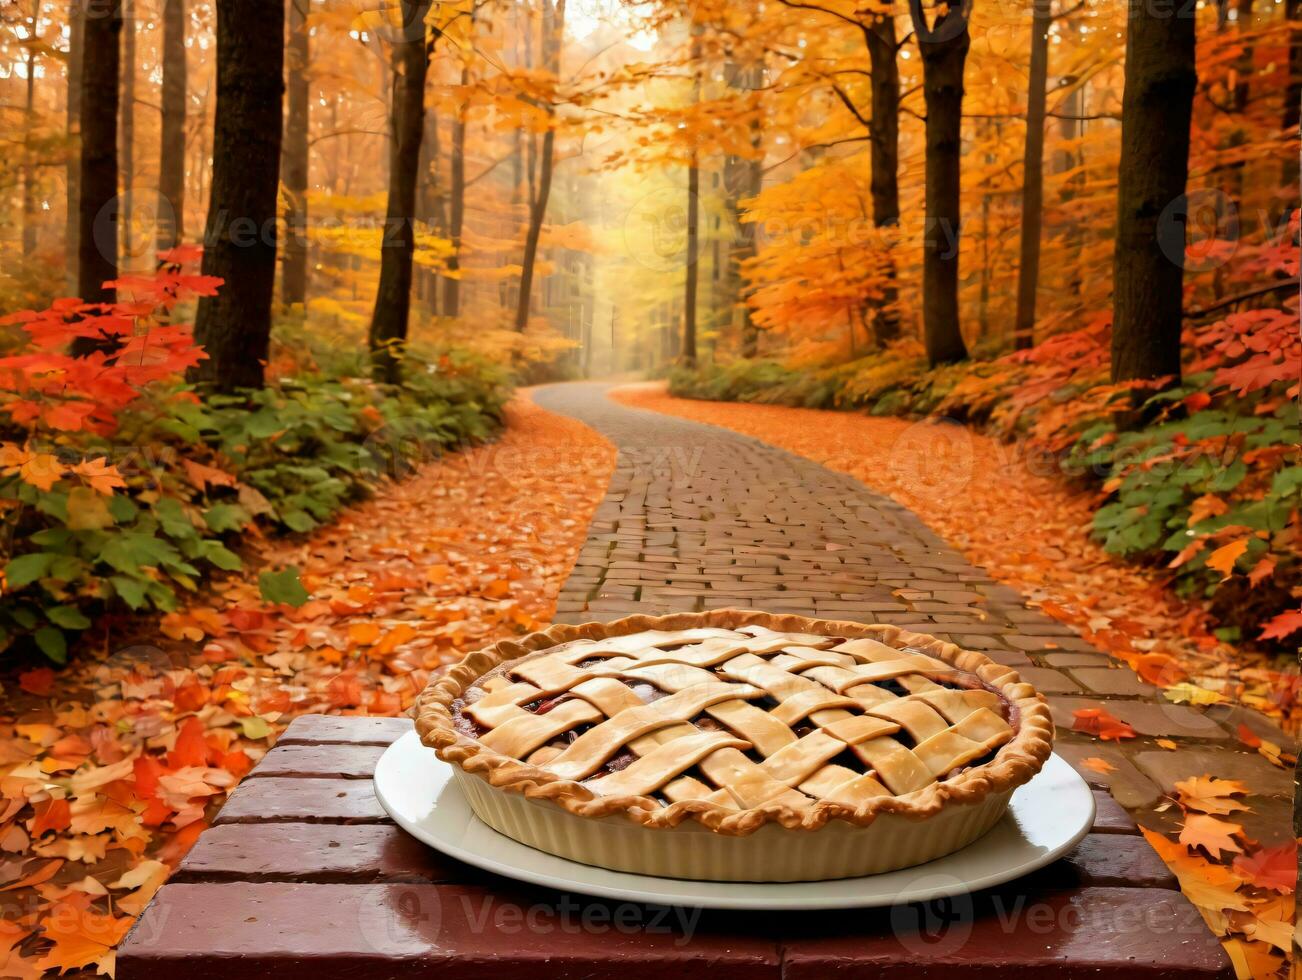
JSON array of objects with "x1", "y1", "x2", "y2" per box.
[{"x1": 531, "y1": 383, "x2": 1293, "y2": 840}]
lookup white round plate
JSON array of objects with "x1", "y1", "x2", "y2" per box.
[{"x1": 374, "y1": 730, "x2": 1095, "y2": 910}]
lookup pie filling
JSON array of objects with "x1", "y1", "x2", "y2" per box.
[{"x1": 451, "y1": 625, "x2": 1018, "y2": 813}]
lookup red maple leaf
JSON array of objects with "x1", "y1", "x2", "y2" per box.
[
  {"x1": 1259, "y1": 609, "x2": 1302, "y2": 642},
  {"x1": 1232, "y1": 842, "x2": 1297, "y2": 893}
]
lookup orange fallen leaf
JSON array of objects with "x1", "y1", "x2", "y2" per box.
[
  {"x1": 348, "y1": 622, "x2": 382, "y2": 646},
  {"x1": 1178, "y1": 813, "x2": 1244, "y2": 861},
  {"x1": 1141, "y1": 828, "x2": 1249, "y2": 912},
  {"x1": 33, "y1": 895, "x2": 131, "y2": 975},
  {"x1": 1071, "y1": 707, "x2": 1136, "y2": 741},
  {"x1": 1079, "y1": 757, "x2": 1116, "y2": 775},
  {"x1": 28, "y1": 799, "x2": 71, "y2": 838},
  {"x1": 1173, "y1": 776, "x2": 1250, "y2": 815}
]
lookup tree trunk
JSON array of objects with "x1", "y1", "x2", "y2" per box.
[
  {"x1": 1285, "y1": 0, "x2": 1301, "y2": 190},
  {"x1": 65, "y1": 0, "x2": 84, "y2": 291},
  {"x1": 683, "y1": 148, "x2": 700, "y2": 366},
  {"x1": 281, "y1": 0, "x2": 310, "y2": 306},
  {"x1": 1215, "y1": 0, "x2": 1254, "y2": 212},
  {"x1": 910, "y1": 0, "x2": 971, "y2": 366},
  {"x1": 416, "y1": 104, "x2": 441, "y2": 312},
  {"x1": 722, "y1": 60, "x2": 764, "y2": 358},
  {"x1": 369, "y1": 0, "x2": 432, "y2": 383},
  {"x1": 735, "y1": 149, "x2": 763, "y2": 357},
  {"x1": 514, "y1": 0, "x2": 565, "y2": 333},
  {"x1": 1110, "y1": 0, "x2": 1196, "y2": 398},
  {"x1": 157, "y1": 0, "x2": 186, "y2": 253},
  {"x1": 119, "y1": 0, "x2": 135, "y2": 267},
  {"x1": 187, "y1": 0, "x2": 286, "y2": 392},
  {"x1": 864, "y1": 12, "x2": 902, "y2": 345},
  {"x1": 681, "y1": 29, "x2": 702, "y2": 366},
  {"x1": 1013, "y1": 0, "x2": 1051, "y2": 351},
  {"x1": 22, "y1": 5, "x2": 38, "y2": 258},
  {"x1": 74, "y1": 0, "x2": 121, "y2": 328},
  {"x1": 442, "y1": 68, "x2": 468, "y2": 317}
]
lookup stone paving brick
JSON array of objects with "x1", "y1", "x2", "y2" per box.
[
  {"x1": 1043, "y1": 652, "x2": 1115, "y2": 669},
  {"x1": 1132, "y1": 748, "x2": 1292, "y2": 800},
  {"x1": 1015, "y1": 666, "x2": 1083, "y2": 695},
  {"x1": 1070, "y1": 666, "x2": 1159, "y2": 698},
  {"x1": 1045, "y1": 697, "x2": 1229, "y2": 742},
  {"x1": 1053, "y1": 740, "x2": 1163, "y2": 811}
]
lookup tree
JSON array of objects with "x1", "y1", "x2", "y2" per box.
[
  {"x1": 1012, "y1": 0, "x2": 1051, "y2": 351},
  {"x1": 282, "y1": 0, "x2": 310, "y2": 306},
  {"x1": 682, "y1": 143, "x2": 700, "y2": 366},
  {"x1": 119, "y1": 0, "x2": 135, "y2": 265},
  {"x1": 777, "y1": 0, "x2": 903, "y2": 346},
  {"x1": 73, "y1": 0, "x2": 121, "y2": 342},
  {"x1": 21, "y1": 0, "x2": 39, "y2": 257},
  {"x1": 909, "y1": 0, "x2": 970, "y2": 366},
  {"x1": 864, "y1": 6, "x2": 902, "y2": 344},
  {"x1": 157, "y1": 0, "x2": 186, "y2": 252},
  {"x1": 443, "y1": 66, "x2": 468, "y2": 317},
  {"x1": 1286, "y1": 0, "x2": 1301, "y2": 190},
  {"x1": 188, "y1": 0, "x2": 286, "y2": 392},
  {"x1": 680, "y1": 23, "x2": 702, "y2": 365},
  {"x1": 1110, "y1": 0, "x2": 1197, "y2": 396},
  {"x1": 65, "y1": 0, "x2": 84, "y2": 292},
  {"x1": 722, "y1": 63, "x2": 764, "y2": 357},
  {"x1": 368, "y1": 0, "x2": 433, "y2": 383},
  {"x1": 513, "y1": 0, "x2": 566, "y2": 333}
]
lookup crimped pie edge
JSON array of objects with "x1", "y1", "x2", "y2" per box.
[{"x1": 413, "y1": 609, "x2": 1055, "y2": 836}]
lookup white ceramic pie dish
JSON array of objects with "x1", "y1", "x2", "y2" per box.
[{"x1": 452, "y1": 766, "x2": 1014, "y2": 881}]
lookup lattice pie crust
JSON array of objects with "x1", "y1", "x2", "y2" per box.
[{"x1": 416, "y1": 611, "x2": 1053, "y2": 878}]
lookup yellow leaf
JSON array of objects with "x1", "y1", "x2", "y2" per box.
[
  {"x1": 66, "y1": 487, "x2": 115, "y2": 531},
  {"x1": 1163, "y1": 682, "x2": 1226, "y2": 706},
  {"x1": 1174, "y1": 776, "x2": 1249, "y2": 815},
  {"x1": 19, "y1": 453, "x2": 65, "y2": 491},
  {"x1": 71, "y1": 457, "x2": 126, "y2": 495}
]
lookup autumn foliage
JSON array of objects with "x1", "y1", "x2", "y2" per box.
[{"x1": 0, "y1": 255, "x2": 508, "y2": 663}]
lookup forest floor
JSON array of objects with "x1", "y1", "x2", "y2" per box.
[
  {"x1": 0, "y1": 395, "x2": 616, "y2": 977},
  {"x1": 610, "y1": 382, "x2": 1300, "y2": 732}
]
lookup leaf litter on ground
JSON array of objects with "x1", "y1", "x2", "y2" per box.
[{"x1": 0, "y1": 395, "x2": 616, "y2": 976}]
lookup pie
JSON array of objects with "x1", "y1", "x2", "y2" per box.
[{"x1": 416, "y1": 610, "x2": 1054, "y2": 881}]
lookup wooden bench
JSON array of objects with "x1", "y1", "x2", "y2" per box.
[{"x1": 116, "y1": 714, "x2": 1233, "y2": 978}]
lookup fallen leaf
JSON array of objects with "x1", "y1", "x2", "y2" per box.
[{"x1": 1178, "y1": 813, "x2": 1244, "y2": 861}]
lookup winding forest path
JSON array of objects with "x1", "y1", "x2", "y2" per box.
[{"x1": 531, "y1": 383, "x2": 1292, "y2": 844}]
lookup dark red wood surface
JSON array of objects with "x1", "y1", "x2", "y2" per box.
[{"x1": 116, "y1": 714, "x2": 1232, "y2": 979}]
